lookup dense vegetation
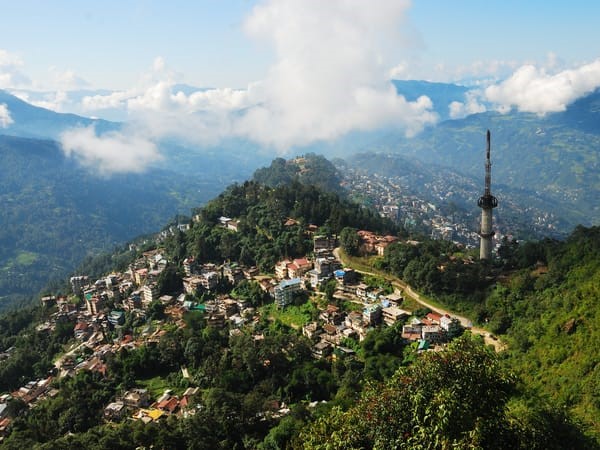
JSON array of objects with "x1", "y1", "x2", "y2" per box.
[
  {"x1": 295, "y1": 335, "x2": 593, "y2": 449},
  {"x1": 168, "y1": 180, "x2": 396, "y2": 271},
  {"x1": 481, "y1": 226, "x2": 600, "y2": 438},
  {"x1": 252, "y1": 153, "x2": 344, "y2": 195}
]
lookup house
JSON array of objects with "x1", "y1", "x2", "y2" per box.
[
  {"x1": 123, "y1": 389, "x2": 150, "y2": 408},
  {"x1": 402, "y1": 322, "x2": 423, "y2": 341},
  {"x1": 334, "y1": 268, "x2": 357, "y2": 285},
  {"x1": 320, "y1": 304, "x2": 343, "y2": 325},
  {"x1": 143, "y1": 283, "x2": 159, "y2": 305},
  {"x1": 440, "y1": 314, "x2": 463, "y2": 336},
  {"x1": 302, "y1": 322, "x2": 322, "y2": 341},
  {"x1": 363, "y1": 304, "x2": 382, "y2": 326},
  {"x1": 108, "y1": 310, "x2": 125, "y2": 326},
  {"x1": 85, "y1": 294, "x2": 106, "y2": 315},
  {"x1": 70, "y1": 275, "x2": 89, "y2": 296},
  {"x1": 226, "y1": 220, "x2": 240, "y2": 232},
  {"x1": 312, "y1": 341, "x2": 333, "y2": 358},
  {"x1": 421, "y1": 325, "x2": 443, "y2": 343},
  {"x1": 275, "y1": 259, "x2": 292, "y2": 280},
  {"x1": 157, "y1": 396, "x2": 179, "y2": 414},
  {"x1": 382, "y1": 306, "x2": 410, "y2": 326},
  {"x1": 206, "y1": 312, "x2": 226, "y2": 329},
  {"x1": 183, "y1": 257, "x2": 197, "y2": 276},
  {"x1": 287, "y1": 258, "x2": 312, "y2": 278},
  {"x1": 74, "y1": 322, "x2": 91, "y2": 340},
  {"x1": 345, "y1": 311, "x2": 364, "y2": 330},
  {"x1": 183, "y1": 276, "x2": 203, "y2": 295},
  {"x1": 104, "y1": 401, "x2": 125, "y2": 420},
  {"x1": 218, "y1": 216, "x2": 232, "y2": 227},
  {"x1": 134, "y1": 268, "x2": 148, "y2": 286},
  {"x1": 355, "y1": 283, "x2": 370, "y2": 299},
  {"x1": 314, "y1": 235, "x2": 336, "y2": 252}
]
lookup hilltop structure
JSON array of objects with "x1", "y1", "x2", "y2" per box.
[{"x1": 477, "y1": 130, "x2": 498, "y2": 260}]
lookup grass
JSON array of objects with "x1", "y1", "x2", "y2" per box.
[
  {"x1": 136, "y1": 374, "x2": 182, "y2": 399},
  {"x1": 262, "y1": 299, "x2": 317, "y2": 329},
  {"x1": 16, "y1": 251, "x2": 39, "y2": 266}
]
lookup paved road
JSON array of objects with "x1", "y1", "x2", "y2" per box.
[{"x1": 333, "y1": 248, "x2": 505, "y2": 352}]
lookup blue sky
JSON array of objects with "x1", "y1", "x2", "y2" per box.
[
  {"x1": 1, "y1": 0, "x2": 599, "y2": 90},
  {"x1": 1, "y1": 0, "x2": 600, "y2": 173}
]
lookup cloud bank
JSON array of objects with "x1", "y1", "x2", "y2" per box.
[
  {"x1": 78, "y1": 0, "x2": 437, "y2": 154},
  {"x1": 485, "y1": 58, "x2": 600, "y2": 114},
  {"x1": 0, "y1": 103, "x2": 13, "y2": 127},
  {"x1": 60, "y1": 126, "x2": 162, "y2": 175}
]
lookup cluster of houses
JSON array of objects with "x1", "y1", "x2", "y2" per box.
[
  {"x1": 0, "y1": 224, "x2": 466, "y2": 439},
  {"x1": 103, "y1": 387, "x2": 200, "y2": 423},
  {"x1": 0, "y1": 377, "x2": 59, "y2": 440}
]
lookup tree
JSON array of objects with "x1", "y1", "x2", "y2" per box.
[{"x1": 339, "y1": 227, "x2": 359, "y2": 256}]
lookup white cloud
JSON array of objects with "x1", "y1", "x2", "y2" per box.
[
  {"x1": 485, "y1": 59, "x2": 600, "y2": 114},
  {"x1": 0, "y1": 103, "x2": 13, "y2": 127},
  {"x1": 60, "y1": 126, "x2": 162, "y2": 175},
  {"x1": 449, "y1": 91, "x2": 487, "y2": 119},
  {"x1": 233, "y1": 0, "x2": 435, "y2": 148},
  {"x1": 49, "y1": 67, "x2": 89, "y2": 90},
  {"x1": 75, "y1": 1, "x2": 437, "y2": 152},
  {"x1": 0, "y1": 49, "x2": 31, "y2": 88},
  {"x1": 30, "y1": 91, "x2": 70, "y2": 112}
]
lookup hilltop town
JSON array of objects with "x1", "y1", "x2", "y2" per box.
[{"x1": 0, "y1": 221, "x2": 465, "y2": 437}]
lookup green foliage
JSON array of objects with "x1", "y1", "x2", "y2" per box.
[
  {"x1": 252, "y1": 153, "x2": 344, "y2": 194},
  {"x1": 294, "y1": 335, "x2": 593, "y2": 449},
  {"x1": 172, "y1": 180, "x2": 395, "y2": 273},
  {"x1": 339, "y1": 226, "x2": 359, "y2": 256}
]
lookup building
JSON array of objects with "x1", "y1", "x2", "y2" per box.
[
  {"x1": 421, "y1": 325, "x2": 443, "y2": 343},
  {"x1": 274, "y1": 278, "x2": 303, "y2": 308},
  {"x1": 70, "y1": 275, "x2": 89, "y2": 296},
  {"x1": 363, "y1": 304, "x2": 382, "y2": 326},
  {"x1": 143, "y1": 283, "x2": 159, "y2": 306},
  {"x1": 314, "y1": 235, "x2": 336, "y2": 252},
  {"x1": 382, "y1": 306, "x2": 410, "y2": 326},
  {"x1": 275, "y1": 259, "x2": 292, "y2": 280},
  {"x1": 104, "y1": 401, "x2": 126, "y2": 421},
  {"x1": 287, "y1": 258, "x2": 312, "y2": 279}
]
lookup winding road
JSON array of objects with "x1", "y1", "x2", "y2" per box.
[{"x1": 333, "y1": 248, "x2": 505, "y2": 351}]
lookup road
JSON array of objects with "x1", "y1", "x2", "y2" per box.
[{"x1": 333, "y1": 248, "x2": 506, "y2": 351}]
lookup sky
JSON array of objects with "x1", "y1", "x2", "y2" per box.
[{"x1": 1, "y1": 0, "x2": 600, "y2": 173}]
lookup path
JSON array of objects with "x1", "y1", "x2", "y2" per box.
[{"x1": 333, "y1": 248, "x2": 506, "y2": 351}]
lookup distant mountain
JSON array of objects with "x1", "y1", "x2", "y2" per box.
[
  {"x1": 365, "y1": 89, "x2": 600, "y2": 229},
  {"x1": 0, "y1": 89, "x2": 119, "y2": 140},
  {"x1": 0, "y1": 134, "x2": 226, "y2": 310}
]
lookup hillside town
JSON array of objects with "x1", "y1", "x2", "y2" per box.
[
  {"x1": 0, "y1": 225, "x2": 464, "y2": 438},
  {"x1": 341, "y1": 163, "x2": 564, "y2": 248}
]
